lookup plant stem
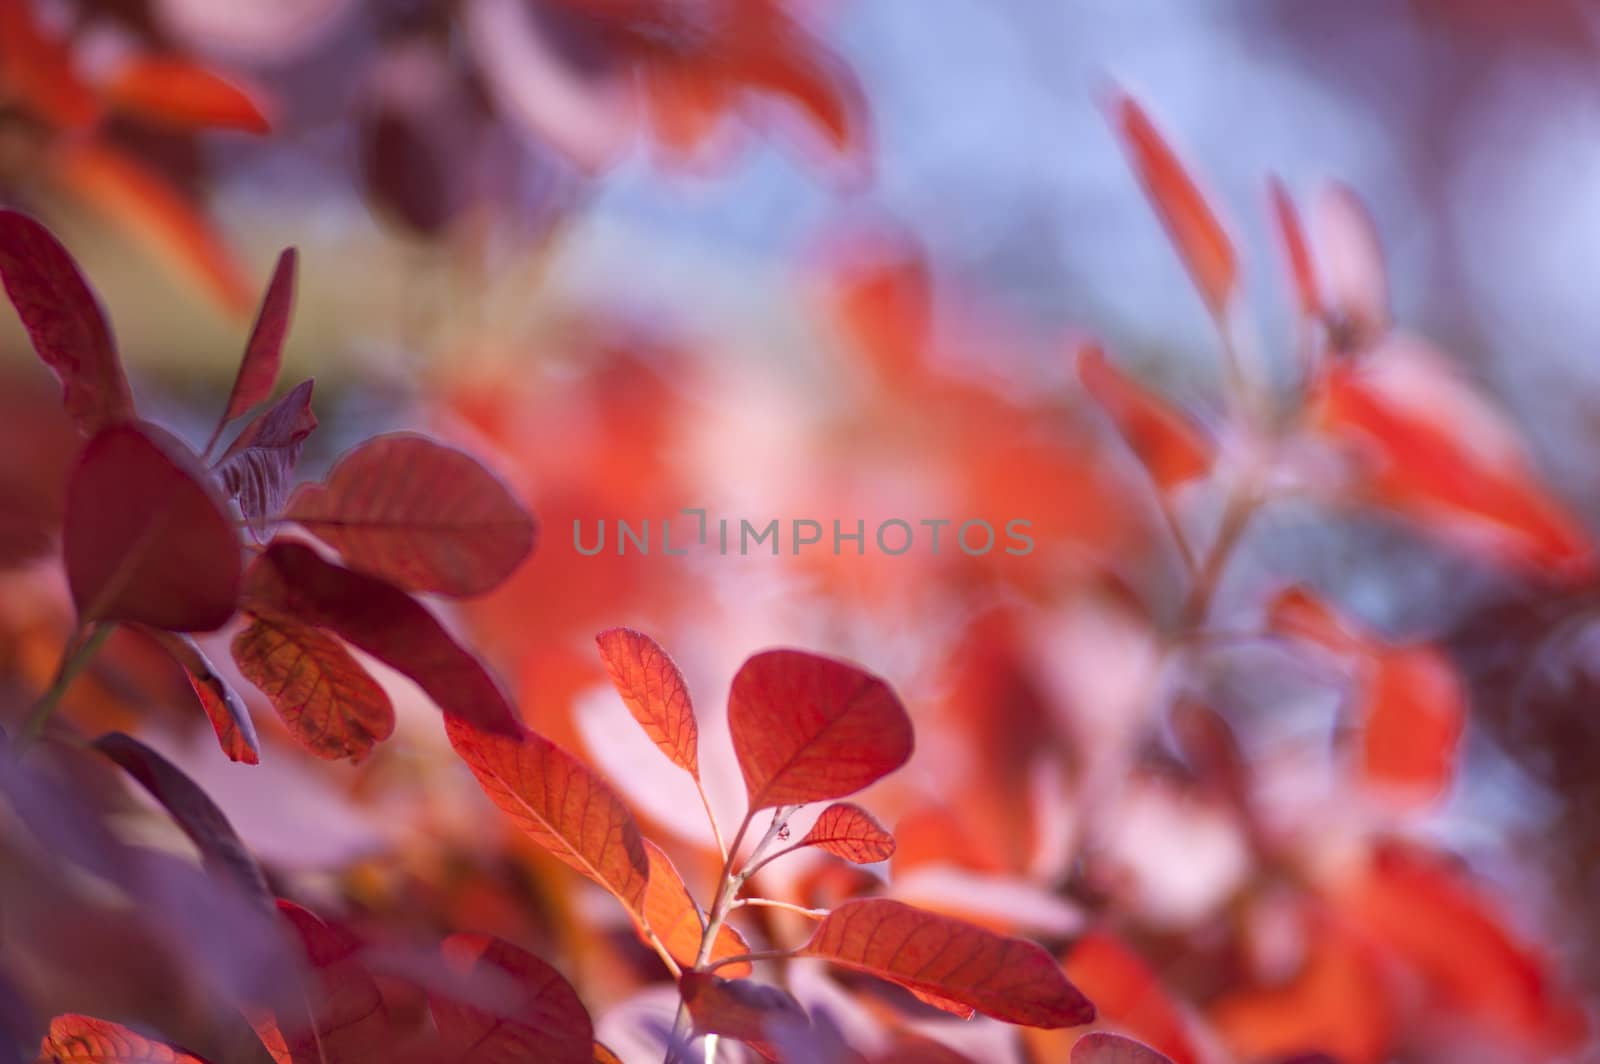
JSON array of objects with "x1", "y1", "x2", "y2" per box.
[
  {"x1": 16, "y1": 622, "x2": 115, "y2": 749},
  {"x1": 731, "y1": 898, "x2": 826, "y2": 920},
  {"x1": 695, "y1": 779, "x2": 728, "y2": 865}
]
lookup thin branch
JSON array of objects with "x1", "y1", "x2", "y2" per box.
[
  {"x1": 16, "y1": 622, "x2": 116, "y2": 749},
  {"x1": 732, "y1": 898, "x2": 826, "y2": 920},
  {"x1": 694, "y1": 779, "x2": 727, "y2": 865},
  {"x1": 703, "y1": 949, "x2": 794, "y2": 974}
]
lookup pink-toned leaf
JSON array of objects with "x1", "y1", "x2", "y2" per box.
[
  {"x1": 92, "y1": 731, "x2": 271, "y2": 908},
  {"x1": 100, "y1": 57, "x2": 271, "y2": 134},
  {"x1": 596, "y1": 627, "x2": 699, "y2": 778},
  {"x1": 217, "y1": 248, "x2": 297, "y2": 429},
  {"x1": 799, "y1": 898, "x2": 1095, "y2": 1028},
  {"x1": 431, "y1": 933, "x2": 593, "y2": 1064},
  {"x1": 1077, "y1": 346, "x2": 1213, "y2": 490},
  {"x1": 1109, "y1": 93, "x2": 1237, "y2": 318},
  {"x1": 445, "y1": 715, "x2": 649, "y2": 912},
  {"x1": 1268, "y1": 177, "x2": 1319, "y2": 321},
  {"x1": 1311, "y1": 182, "x2": 1389, "y2": 349},
  {"x1": 240, "y1": 541, "x2": 521, "y2": 736},
  {"x1": 800, "y1": 803, "x2": 895, "y2": 864},
  {"x1": 728, "y1": 649, "x2": 913, "y2": 810},
  {"x1": 678, "y1": 972, "x2": 806, "y2": 1060},
  {"x1": 0, "y1": 210, "x2": 134, "y2": 434},
  {"x1": 1073, "y1": 1032, "x2": 1176, "y2": 1064},
  {"x1": 64, "y1": 423, "x2": 241, "y2": 632},
  {"x1": 639, "y1": 840, "x2": 750, "y2": 976},
  {"x1": 232, "y1": 614, "x2": 395, "y2": 762},
  {"x1": 251, "y1": 900, "x2": 391, "y2": 1064},
  {"x1": 287, "y1": 433, "x2": 536, "y2": 597},
  {"x1": 148, "y1": 628, "x2": 261, "y2": 764},
  {"x1": 39, "y1": 1013, "x2": 211, "y2": 1063},
  {"x1": 216, "y1": 379, "x2": 317, "y2": 531}
]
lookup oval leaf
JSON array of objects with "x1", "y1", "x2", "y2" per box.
[
  {"x1": 101, "y1": 57, "x2": 271, "y2": 135},
  {"x1": 1077, "y1": 345, "x2": 1213, "y2": 490},
  {"x1": 800, "y1": 803, "x2": 895, "y2": 864},
  {"x1": 92, "y1": 731, "x2": 271, "y2": 908},
  {"x1": 445, "y1": 715, "x2": 649, "y2": 912},
  {"x1": 232, "y1": 614, "x2": 395, "y2": 762},
  {"x1": 679, "y1": 972, "x2": 807, "y2": 1057},
  {"x1": 640, "y1": 840, "x2": 751, "y2": 976},
  {"x1": 287, "y1": 433, "x2": 536, "y2": 597},
  {"x1": 252, "y1": 900, "x2": 391, "y2": 1064},
  {"x1": 217, "y1": 379, "x2": 317, "y2": 531},
  {"x1": 799, "y1": 898, "x2": 1095, "y2": 1028},
  {"x1": 0, "y1": 210, "x2": 134, "y2": 434},
  {"x1": 240, "y1": 541, "x2": 520, "y2": 736},
  {"x1": 217, "y1": 248, "x2": 298, "y2": 431},
  {"x1": 65, "y1": 423, "x2": 241, "y2": 631},
  {"x1": 728, "y1": 649, "x2": 913, "y2": 810},
  {"x1": 1073, "y1": 1033, "x2": 1175, "y2": 1064},
  {"x1": 596, "y1": 627, "x2": 699, "y2": 778},
  {"x1": 432, "y1": 933, "x2": 594, "y2": 1064},
  {"x1": 1109, "y1": 93, "x2": 1236, "y2": 319},
  {"x1": 40, "y1": 1014, "x2": 211, "y2": 1063}
]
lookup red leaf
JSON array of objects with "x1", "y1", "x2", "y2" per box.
[
  {"x1": 0, "y1": 210, "x2": 134, "y2": 435},
  {"x1": 595, "y1": 627, "x2": 699, "y2": 778},
  {"x1": 799, "y1": 803, "x2": 895, "y2": 864},
  {"x1": 232, "y1": 614, "x2": 395, "y2": 762},
  {"x1": 1266, "y1": 586, "x2": 1364, "y2": 656},
  {"x1": 1076, "y1": 346, "x2": 1213, "y2": 489},
  {"x1": 1063, "y1": 933, "x2": 1196, "y2": 1064},
  {"x1": 678, "y1": 972, "x2": 806, "y2": 1059},
  {"x1": 145, "y1": 627, "x2": 261, "y2": 764},
  {"x1": 52, "y1": 142, "x2": 254, "y2": 317},
  {"x1": 431, "y1": 933, "x2": 594, "y2": 1064},
  {"x1": 1268, "y1": 177, "x2": 1320, "y2": 321},
  {"x1": 287, "y1": 434, "x2": 536, "y2": 597},
  {"x1": 799, "y1": 898, "x2": 1095, "y2": 1028},
  {"x1": 728, "y1": 649, "x2": 913, "y2": 810},
  {"x1": 101, "y1": 57, "x2": 271, "y2": 134},
  {"x1": 445, "y1": 715, "x2": 649, "y2": 912},
  {"x1": 639, "y1": 840, "x2": 751, "y2": 976},
  {"x1": 92, "y1": 731, "x2": 271, "y2": 908},
  {"x1": 0, "y1": 0, "x2": 96, "y2": 128},
  {"x1": 39, "y1": 1014, "x2": 211, "y2": 1063},
  {"x1": 252, "y1": 900, "x2": 391, "y2": 1064},
  {"x1": 64, "y1": 423, "x2": 240, "y2": 632},
  {"x1": 1109, "y1": 93, "x2": 1236, "y2": 318},
  {"x1": 240, "y1": 541, "x2": 521, "y2": 736},
  {"x1": 217, "y1": 248, "x2": 297, "y2": 430},
  {"x1": 1072, "y1": 1033, "x2": 1175, "y2": 1064},
  {"x1": 1361, "y1": 647, "x2": 1465, "y2": 802},
  {"x1": 592, "y1": 1045, "x2": 624, "y2": 1064},
  {"x1": 216, "y1": 379, "x2": 318, "y2": 531},
  {"x1": 1311, "y1": 183, "x2": 1389, "y2": 349},
  {"x1": 823, "y1": 230, "x2": 931, "y2": 388}
]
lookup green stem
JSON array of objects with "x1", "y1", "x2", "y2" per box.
[{"x1": 16, "y1": 622, "x2": 116, "y2": 749}]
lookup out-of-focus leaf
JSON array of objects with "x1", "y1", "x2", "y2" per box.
[
  {"x1": 0, "y1": 373, "x2": 77, "y2": 568},
  {"x1": 431, "y1": 933, "x2": 593, "y2": 1064},
  {"x1": 798, "y1": 803, "x2": 895, "y2": 864},
  {"x1": 251, "y1": 900, "x2": 391, "y2": 1064},
  {"x1": 873, "y1": 1033, "x2": 976, "y2": 1064},
  {"x1": 1266, "y1": 587, "x2": 1363, "y2": 656},
  {"x1": 1311, "y1": 183, "x2": 1389, "y2": 349},
  {"x1": 52, "y1": 142, "x2": 254, "y2": 317},
  {"x1": 232, "y1": 614, "x2": 395, "y2": 762},
  {"x1": 799, "y1": 898, "x2": 1095, "y2": 1028},
  {"x1": 216, "y1": 379, "x2": 317, "y2": 531},
  {"x1": 240, "y1": 541, "x2": 521, "y2": 736},
  {"x1": 823, "y1": 229, "x2": 931, "y2": 388},
  {"x1": 1077, "y1": 346, "x2": 1213, "y2": 490},
  {"x1": 0, "y1": 210, "x2": 134, "y2": 435},
  {"x1": 1109, "y1": 92, "x2": 1236, "y2": 318},
  {"x1": 445, "y1": 714, "x2": 650, "y2": 911},
  {"x1": 287, "y1": 434, "x2": 536, "y2": 598},
  {"x1": 638, "y1": 840, "x2": 749, "y2": 976},
  {"x1": 592, "y1": 1045, "x2": 624, "y2": 1064},
  {"x1": 64, "y1": 423, "x2": 240, "y2": 632},
  {"x1": 101, "y1": 57, "x2": 271, "y2": 134},
  {"x1": 92, "y1": 731, "x2": 271, "y2": 908},
  {"x1": 216, "y1": 248, "x2": 298, "y2": 431},
  {"x1": 1362, "y1": 647, "x2": 1465, "y2": 801},
  {"x1": 1061, "y1": 933, "x2": 1196, "y2": 1064},
  {"x1": 728, "y1": 649, "x2": 913, "y2": 810},
  {"x1": 0, "y1": 0, "x2": 97, "y2": 128},
  {"x1": 678, "y1": 972, "x2": 806, "y2": 1061},
  {"x1": 155, "y1": 630, "x2": 260, "y2": 764},
  {"x1": 1072, "y1": 1032, "x2": 1175, "y2": 1064},
  {"x1": 38, "y1": 1013, "x2": 212, "y2": 1063},
  {"x1": 1268, "y1": 177, "x2": 1320, "y2": 322},
  {"x1": 596, "y1": 627, "x2": 699, "y2": 778}
]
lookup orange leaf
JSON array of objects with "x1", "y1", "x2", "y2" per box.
[
  {"x1": 232, "y1": 614, "x2": 396, "y2": 762},
  {"x1": 596, "y1": 627, "x2": 700, "y2": 778},
  {"x1": 1109, "y1": 93, "x2": 1236, "y2": 318},
  {"x1": 445, "y1": 715, "x2": 650, "y2": 912},
  {"x1": 64, "y1": 423, "x2": 240, "y2": 632},
  {"x1": 728, "y1": 649, "x2": 913, "y2": 810},
  {"x1": 217, "y1": 248, "x2": 298, "y2": 429},
  {"x1": 287, "y1": 434, "x2": 537, "y2": 598},
  {"x1": 431, "y1": 933, "x2": 594, "y2": 1064},
  {"x1": 639, "y1": 840, "x2": 750, "y2": 975},
  {"x1": 0, "y1": 0, "x2": 97, "y2": 128},
  {"x1": 1077, "y1": 346, "x2": 1212, "y2": 489},
  {"x1": 799, "y1": 802, "x2": 895, "y2": 864},
  {"x1": 52, "y1": 142, "x2": 254, "y2": 316},
  {"x1": 39, "y1": 1013, "x2": 211, "y2": 1063},
  {"x1": 1072, "y1": 1033, "x2": 1175, "y2": 1064},
  {"x1": 100, "y1": 57, "x2": 271, "y2": 134},
  {"x1": 0, "y1": 209, "x2": 135, "y2": 435},
  {"x1": 252, "y1": 901, "x2": 391, "y2": 1064},
  {"x1": 178, "y1": 647, "x2": 261, "y2": 764},
  {"x1": 593, "y1": 1044, "x2": 624, "y2": 1064},
  {"x1": 800, "y1": 898, "x2": 1095, "y2": 1028},
  {"x1": 1361, "y1": 647, "x2": 1464, "y2": 801},
  {"x1": 1063, "y1": 933, "x2": 1196, "y2": 1064},
  {"x1": 822, "y1": 229, "x2": 931, "y2": 388},
  {"x1": 1268, "y1": 176, "x2": 1319, "y2": 321},
  {"x1": 1266, "y1": 586, "x2": 1365, "y2": 656}
]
